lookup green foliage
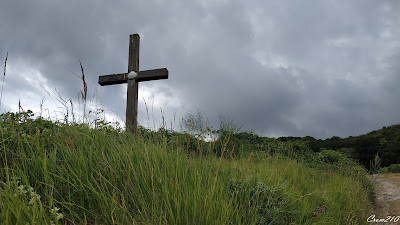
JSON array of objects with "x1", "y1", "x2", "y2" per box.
[
  {"x1": 279, "y1": 124, "x2": 400, "y2": 170},
  {"x1": 378, "y1": 167, "x2": 389, "y2": 173},
  {"x1": 315, "y1": 149, "x2": 347, "y2": 164},
  {"x1": 387, "y1": 164, "x2": 400, "y2": 173},
  {"x1": 227, "y1": 177, "x2": 294, "y2": 225},
  {"x1": 0, "y1": 110, "x2": 374, "y2": 224},
  {"x1": 337, "y1": 147, "x2": 356, "y2": 157},
  {"x1": 310, "y1": 150, "x2": 367, "y2": 178},
  {"x1": 0, "y1": 177, "x2": 64, "y2": 224},
  {"x1": 378, "y1": 164, "x2": 400, "y2": 173},
  {"x1": 0, "y1": 110, "x2": 58, "y2": 133}
]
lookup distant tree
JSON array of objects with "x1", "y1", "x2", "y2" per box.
[
  {"x1": 181, "y1": 109, "x2": 207, "y2": 137},
  {"x1": 217, "y1": 114, "x2": 242, "y2": 134}
]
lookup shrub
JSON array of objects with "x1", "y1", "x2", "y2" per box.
[
  {"x1": 378, "y1": 167, "x2": 389, "y2": 173},
  {"x1": 378, "y1": 164, "x2": 400, "y2": 173},
  {"x1": 388, "y1": 164, "x2": 400, "y2": 173},
  {"x1": 315, "y1": 149, "x2": 346, "y2": 164}
]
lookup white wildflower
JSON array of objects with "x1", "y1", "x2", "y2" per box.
[
  {"x1": 29, "y1": 193, "x2": 41, "y2": 205},
  {"x1": 56, "y1": 213, "x2": 64, "y2": 220},
  {"x1": 50, "y1": 206, "x2": 63, "y2": 221},
  {"x1": 18, "y1": 185, "x2": 28, "y2": 194},
  {"x1": 50, "y1": 207, "x2": 59, "y2": 214}
]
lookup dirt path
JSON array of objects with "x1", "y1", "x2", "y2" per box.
[{"x1": 369, "y1": 173, "x2": 400, "y2": 224}]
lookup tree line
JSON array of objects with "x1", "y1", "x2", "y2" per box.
[{"x1": 278, "y1": 124, "x2": 400, "y2": 169}]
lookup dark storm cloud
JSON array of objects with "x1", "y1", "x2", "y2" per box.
[{"x1": 1, "y1": 0, "x2": 399, "y2": 139}]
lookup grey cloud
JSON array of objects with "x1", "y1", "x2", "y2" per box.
[{"x1": 1, "y1": 0, "x2": 399, "y2": 139}]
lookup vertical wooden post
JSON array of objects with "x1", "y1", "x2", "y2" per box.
[{"x1": 126, "y1": 34, "x2": 140, "y2": 133}]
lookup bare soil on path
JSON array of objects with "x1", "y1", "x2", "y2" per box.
[{"x1": 369, "y1": 173, "x2": 400, "y2": 224}]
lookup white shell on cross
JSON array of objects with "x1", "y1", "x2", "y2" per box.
[{"x1": 127, "y1": 71, "x2": 137, "y2": 80}]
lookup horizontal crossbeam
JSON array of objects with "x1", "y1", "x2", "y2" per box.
[{"x1": 99, "y1": 68, "x2": 168, "y2": 86}]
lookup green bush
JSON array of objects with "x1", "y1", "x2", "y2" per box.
[
  {"x1": 388, "y1": 164, "x2": 400, "y2": 173},
  {"x1": 378, "y1": 167, "x2": 389, "y2": 173},
  {"x1": 315, "y1": 149, "x2": 347, "y2": 164},
  {"x1": 312, "y1": 149, "x2": 362, "y2": 171},
  {"x1": 378, "y1": 164, "x2": 400, "y2": 173}
]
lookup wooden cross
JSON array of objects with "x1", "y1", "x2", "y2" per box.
[{"x1": 98, "y1": 34, "x2": 168, "y2": 133}]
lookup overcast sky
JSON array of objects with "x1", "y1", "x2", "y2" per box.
[{"x1": 1, "y1": 0, "x2": 399, "y2": 139}]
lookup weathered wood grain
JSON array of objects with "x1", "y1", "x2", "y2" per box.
[
  {"x1": 98, "y1": 34, "x2": 169, "y2": 134},
  {"x1": 98, "y1": 68, "x2": 168, "y2": 86}
]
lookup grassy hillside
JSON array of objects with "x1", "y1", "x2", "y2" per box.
[
  {"x1": 0, "y1": 110, "x2": 375, "y2": 224},
  {"x1": 278, "y1": 124, "x2": 400, "y2": 170}
]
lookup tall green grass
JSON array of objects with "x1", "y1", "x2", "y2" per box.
[{"x1": 0, "y1": 110, "x2": 373, "y2": 224}]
